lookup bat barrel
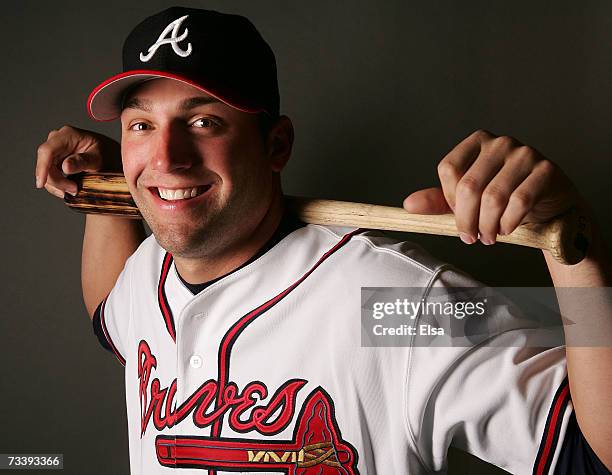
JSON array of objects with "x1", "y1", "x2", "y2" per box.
[{"x1": 64, "y1": 172, "x2": 140, "y2": 218}]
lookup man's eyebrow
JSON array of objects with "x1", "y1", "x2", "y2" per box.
[
  {"x1": 179, "y1": 96, "x2": 221, "y2": 111},
  {"x1": 122, "y1": 97, "x2": 152, "y2": 112}
]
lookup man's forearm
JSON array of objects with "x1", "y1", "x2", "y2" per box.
[
  {"x1": 544, "y1": 221, "x2": 612, "y2": 469},
  {"x1": 82, "y1": 214, "x2": 146, "y2": 318}
]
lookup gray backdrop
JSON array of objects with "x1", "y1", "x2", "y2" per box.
[{"x1": 3, "y1": 1, "x2": 611, "y2": 474}]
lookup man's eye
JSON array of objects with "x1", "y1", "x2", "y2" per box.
[
  {"x1": 129, "y1": 122, "x2": 149, "y2": 131},
  {"x1": 192, "y1": 118, "x2": 216, "y2": 128}
]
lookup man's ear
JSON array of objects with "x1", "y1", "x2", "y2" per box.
[{"x1": 266, "y1": 115, "x2": 294, "y2": 172}]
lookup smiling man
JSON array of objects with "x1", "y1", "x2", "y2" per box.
[
  {"x1": 119, "y1": 79, "x2": 291, "y2": 283},
  {"x1": 35, "y1": 6, "x2": 611, "y2": 475}
]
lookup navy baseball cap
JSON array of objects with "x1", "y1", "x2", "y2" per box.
[{"x1": 87, "y1": 6, "x2": 280, "y2": 121}]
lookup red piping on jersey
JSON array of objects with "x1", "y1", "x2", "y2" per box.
[
  {"x1": 533, "y1": 377, "x2": 571, "y2": 475},
  {"x1": 100, "y1": 297, "x2": 126, "y2": 366},
  {"x1": 158, "y1": 253, "x2": 176, "y2": 342},
  {"x1": 208, "y1": 228, "x2": 365, "y2": 475}
]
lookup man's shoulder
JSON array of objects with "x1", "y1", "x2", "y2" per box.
[
  {"x1": 126, "y1": 225, "x2": 458, "y2": 284},
  {"x1": 124, "y1": 233, "x2": 167, "y2": 271},
  {"x1": 294, "y1": 224, "x2": 451, "y2": 281}
]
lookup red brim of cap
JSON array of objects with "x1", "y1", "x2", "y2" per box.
[{"x1": 87, "y1": 70, "x2": 265, "y2": 121}]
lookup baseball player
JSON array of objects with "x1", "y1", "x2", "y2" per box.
[{"x1": 35, "y1": 7, "x2": 611, "y2": 475}]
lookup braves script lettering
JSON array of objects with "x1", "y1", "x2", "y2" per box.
[{"x1": 138, "y1": 340, "x2": 307, "y2": 436}]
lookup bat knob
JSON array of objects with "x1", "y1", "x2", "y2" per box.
[{"x1": 547, "y1": 207, "x2": 591, "y2": 265}]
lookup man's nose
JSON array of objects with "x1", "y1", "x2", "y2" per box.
[{"x1": 150, "y1": 123, "x2": 196, "y2": 173}]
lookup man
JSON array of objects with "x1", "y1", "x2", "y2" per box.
[{"x1": 35, "y1": 6, "x2": 611, "y2": 475}]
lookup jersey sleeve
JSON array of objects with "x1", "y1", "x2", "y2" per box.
[
  {"x1": 91, "y1": 258, "x2": 133, "y2": 366},
  {"x1": 406, "y1": 267, "x2": 575, "y2": 475},
  {"x1": 555, "y1": 412, "x2": 611, "y2": 474}
]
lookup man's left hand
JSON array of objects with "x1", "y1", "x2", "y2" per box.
[{"x1": 403, "y1": 129, "x2": 580, "y2": 245}]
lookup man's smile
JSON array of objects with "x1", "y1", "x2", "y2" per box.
[
  {"x1": 145, "y1": 184, "x2": 214, "y2": 211},
  {"x1": 155, "y1": 185, "x2": 211, "y2": 201}
]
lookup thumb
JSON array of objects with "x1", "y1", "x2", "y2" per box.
[
  {"x1": 61, "y1": 152, "x2": 104, "y2": 175},
  {"x1": 402, "y1": 187, "x2": 453, "y2": 214}
]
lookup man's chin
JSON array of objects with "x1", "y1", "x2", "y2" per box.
[
  {"x1": 153, "y1": 233, "x2": 207, "y2": 258},
  {"x1": 147, "y1": 221, "x2": 222, "y2": 259},
  {"x1": 136, "y1": 194, "x2": 251, "y2": 259}
]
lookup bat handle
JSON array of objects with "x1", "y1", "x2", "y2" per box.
[{"x1": 287, "y1": 196, "x2": 591, "y2": 265}]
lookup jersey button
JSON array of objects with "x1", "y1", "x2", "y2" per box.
[{"x1": 189, "y1": 354, "x2": 203, "y2": 369}]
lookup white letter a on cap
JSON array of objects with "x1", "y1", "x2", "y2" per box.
[{"x1": 140, "y1": 15, "x2": 193, "y2": 62}]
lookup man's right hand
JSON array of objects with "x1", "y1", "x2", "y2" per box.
[
  {"x1": 35, "y1": 125, "x2": 121, "y2": 198},
  {"x1": 35, "y1": 125, "x2": 146, "y2": 319}
]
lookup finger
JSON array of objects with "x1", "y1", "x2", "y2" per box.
[
  {"x1": 478, "y1": 147, "x2": 535, "y2": 244},
  {"x1": 403, "y1": 187, "x2": 453, "y2": 214},
  {"x1": 437, "y1": 129, "x2": 495, "y2": 211},
  {"x1": 35, "y1": 132, "x2": 78, "y2": 188},
  {"x1": 453, "y1": 137, "x2": 518, "y2": 243},
  {"x1": 499, "y1": 161, "x2": 554, "y2": 235},
  {"x1": 61, "y1": 153, "x2": 103, "y2": 175},
  {"x1": 35, "y1": 142, "x2": 56, "y2": 189},
  {"x1": 44, "y1": 182, "x2": 66, "y2": 199}
]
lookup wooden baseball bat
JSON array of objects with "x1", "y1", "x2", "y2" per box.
[{"x1": 63, "y1": 172, "x2": 590, "y2": 265}]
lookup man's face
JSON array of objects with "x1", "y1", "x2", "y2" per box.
[{"x1": 120, "y1": 78, "x2": 280, "y2": 258}]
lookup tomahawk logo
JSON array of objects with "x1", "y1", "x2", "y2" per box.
[{"x1": 140, "y1": 15, "x2": 193, "y2": 62}]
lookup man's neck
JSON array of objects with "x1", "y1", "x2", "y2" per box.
[{"x1": 172, "y1": 193, "x2": 285, "y2": 285}]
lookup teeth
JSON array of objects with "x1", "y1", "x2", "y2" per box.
[{"x1": 158, "y1": 187, "x2": 204, "y2": 201}]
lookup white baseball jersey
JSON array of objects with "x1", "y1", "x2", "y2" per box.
[{"x1": 95, "y1": 223, "x2": 572, "y2": 475}]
